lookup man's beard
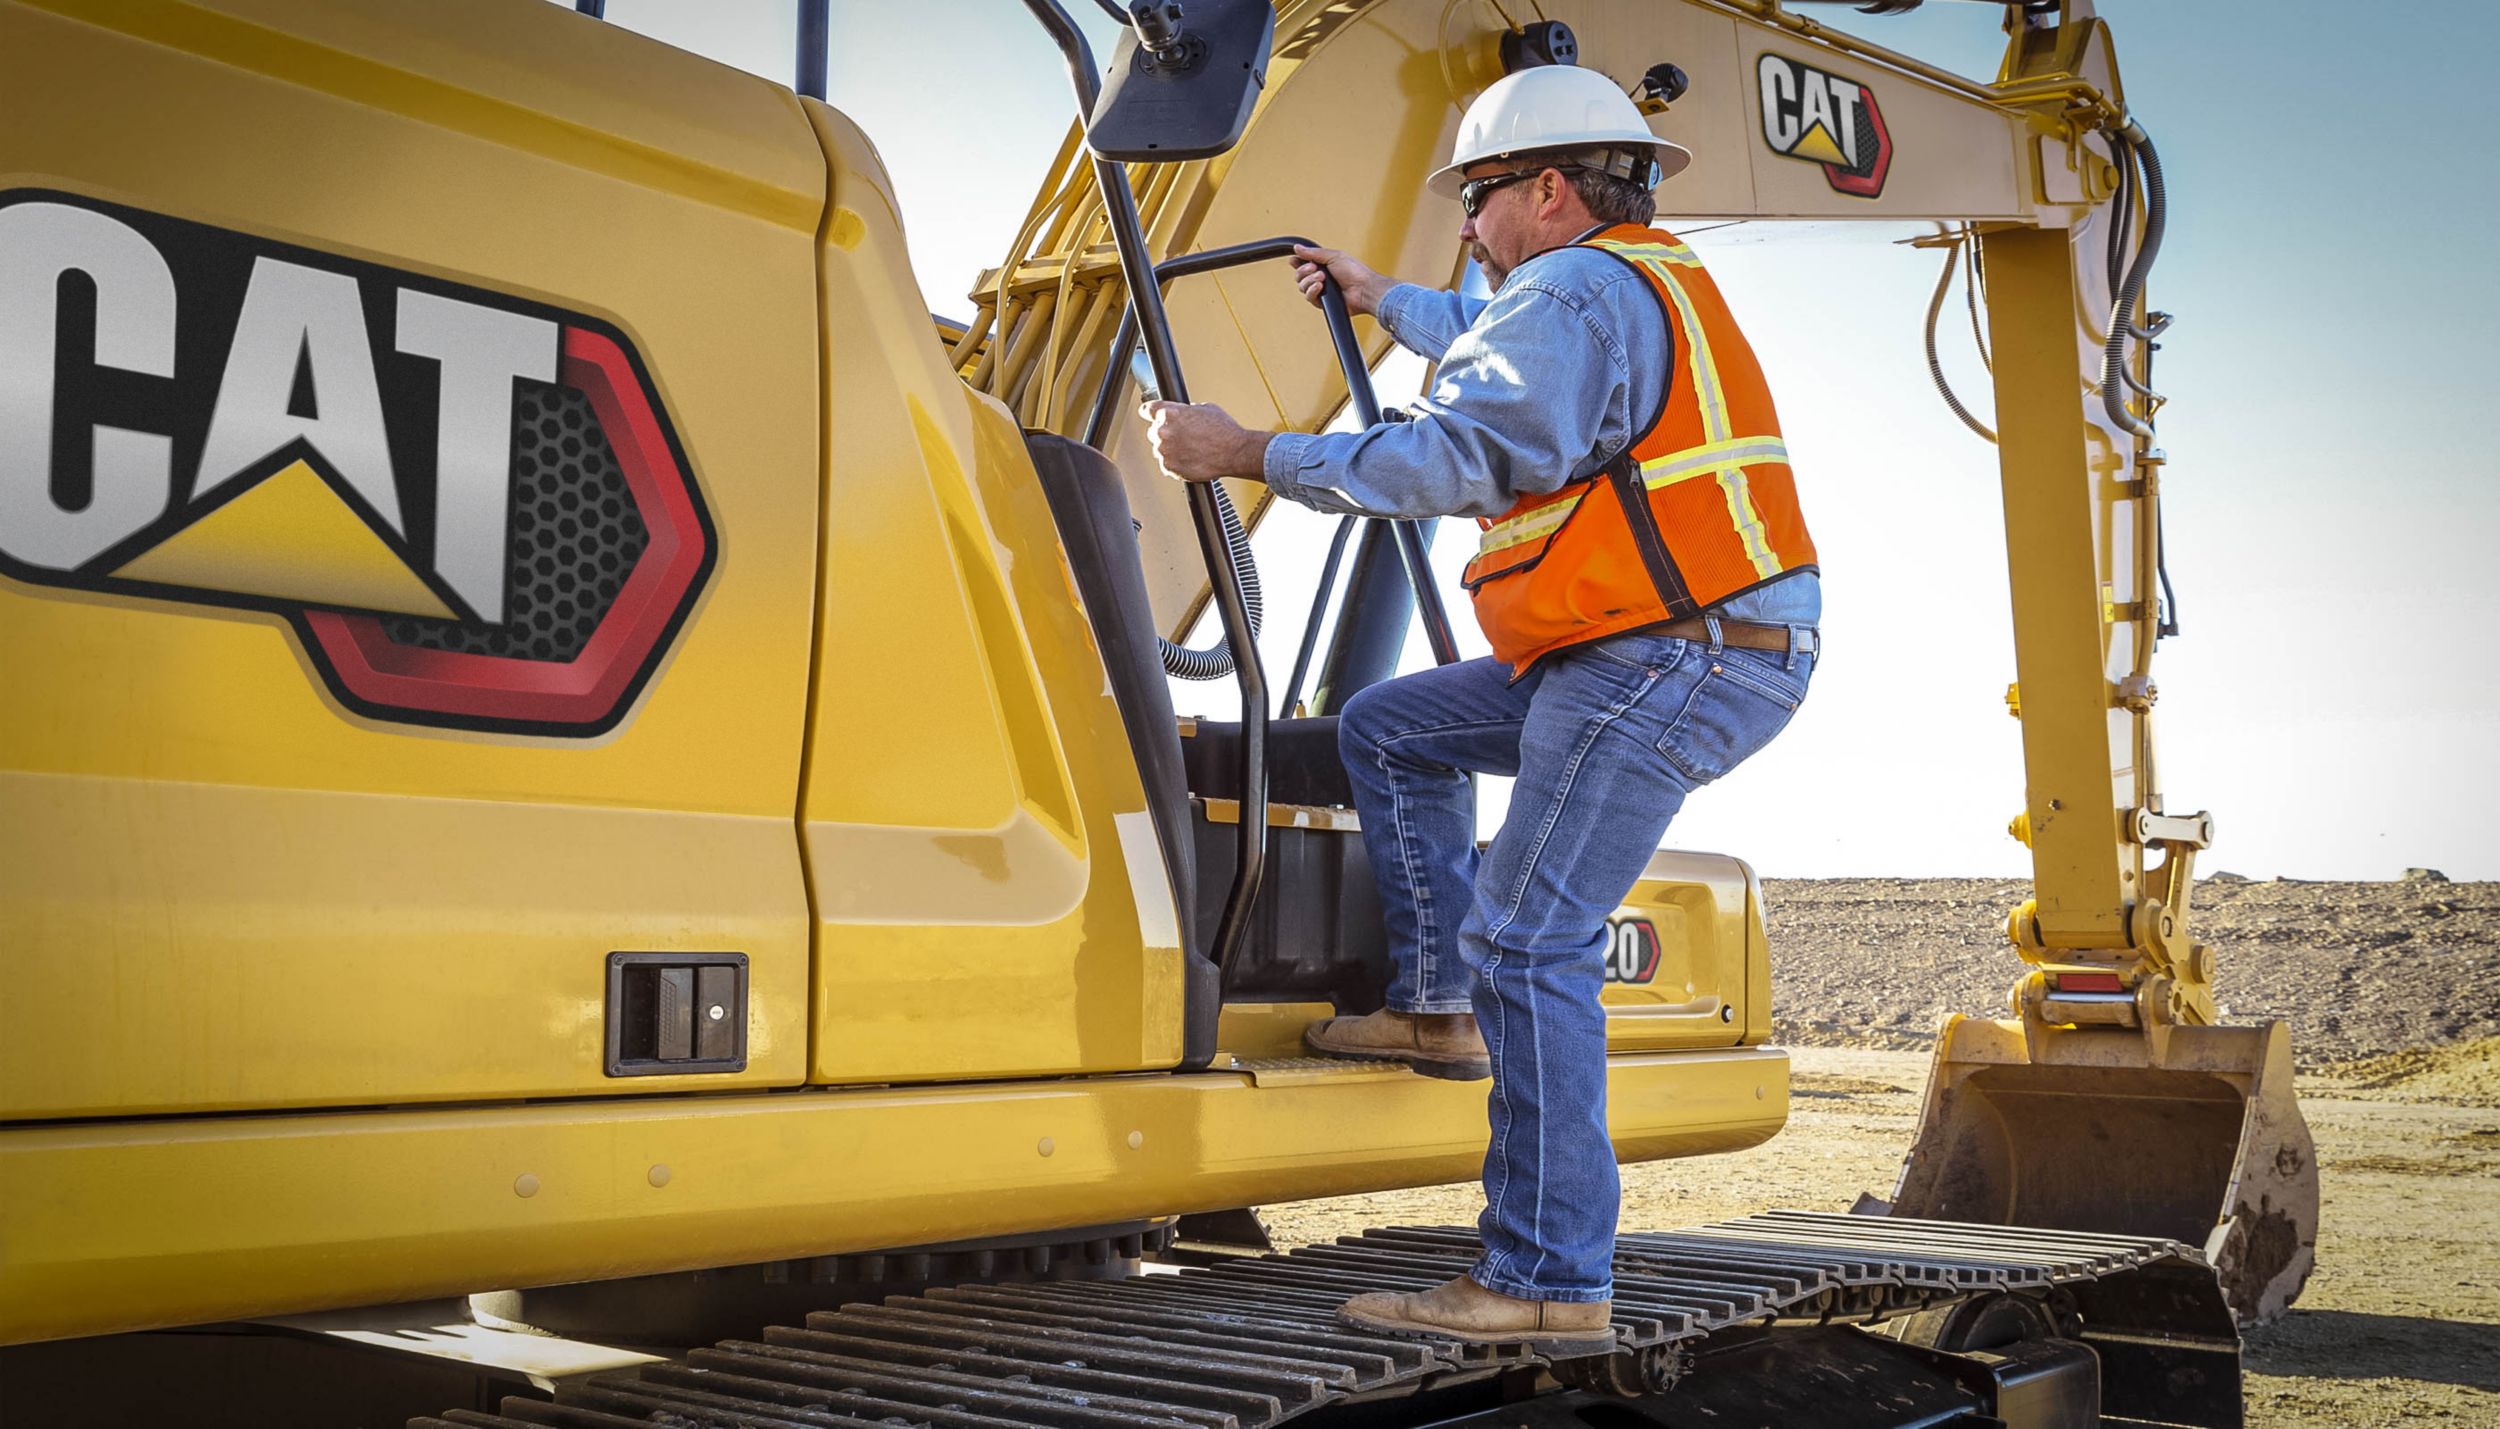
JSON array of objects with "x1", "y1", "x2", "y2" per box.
[{"x1": 1471, "y1": 242, "x2": 1508, "y2": 289}]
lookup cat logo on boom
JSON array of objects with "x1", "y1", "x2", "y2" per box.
[
  {"x1": 1757, "y1": 53, "x2": 1893, "y2": 198},
  {"x1": 0, "y1": 191, "x2": 713, "y2": 737}
]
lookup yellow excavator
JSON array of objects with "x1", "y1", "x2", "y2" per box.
[{"x1": 0, "y1": 1, "x2": 2312, "y2": 1425}]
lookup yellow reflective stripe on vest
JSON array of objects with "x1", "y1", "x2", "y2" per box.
[
  {"x1": 1638, "y1": 436, "x2": 1789, "y2": 489},
  {"x1": 1600, "y1": 243, "x2": 1783, "y2": 579},
  {"x1": 1474, "y1": 488, "x2": 1587, "y2": 560},
  {"x1": 1593, "y1": 239, "x2": 1702, "y2": 268},
  {"x1": 1471, "y1": 436, "x2": 1788, "y2": 562}
]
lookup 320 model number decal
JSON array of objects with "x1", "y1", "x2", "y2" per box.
[
  {"x1": 0, "y1": 191, "x2": 712, "y2": 736},
  {"x1": 1602, "y1": 917, "x2": 1664, "y2": 985}
]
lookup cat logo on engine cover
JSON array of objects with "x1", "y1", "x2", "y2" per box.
[
  {"x1": 1757, "y1": 53, "x2": 1893, "y2": 198},
  {"x1": 0, "y1": 191, "x2": 713, "y2": 737}
]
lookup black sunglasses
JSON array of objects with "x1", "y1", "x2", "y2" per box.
[{"x1": 1457, "y1": 163, "x2": 1592, "y2": 219}]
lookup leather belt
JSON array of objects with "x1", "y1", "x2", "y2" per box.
[{"x1": 1651, "y1": 615, "x2": 1818, "y2": 655}]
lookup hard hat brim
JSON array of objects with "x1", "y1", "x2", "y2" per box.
[{"x1": 1426, "y1": 138, "x2": 1695, "y2": 199}]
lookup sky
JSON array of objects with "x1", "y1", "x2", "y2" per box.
[{"x1": 581, "y1": 1, "x2": 2498, "y2": 881}]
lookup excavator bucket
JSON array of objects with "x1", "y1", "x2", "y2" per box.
[{"x1": 1889, "y1": 1013, "x2": 2318, "y2": 1325}]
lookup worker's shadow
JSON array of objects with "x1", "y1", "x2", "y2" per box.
[{"x1": 2244, "y1": 1309, "x2": 2500, "y2": 1391}]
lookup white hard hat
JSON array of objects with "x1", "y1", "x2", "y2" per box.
[{"x1": 1427, "y1": 64, "x2": 1693, "y2": 198}]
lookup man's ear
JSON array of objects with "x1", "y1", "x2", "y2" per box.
[{"x1": 1537, "y1": 168, "x2": 1571, "y2": 219}]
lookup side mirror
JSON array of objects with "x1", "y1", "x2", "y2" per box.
[{"x1": 1087, "y1": 0, "x2": 1274, "y2": 162}]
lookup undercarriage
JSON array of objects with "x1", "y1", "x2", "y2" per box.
[{"x1": 416, "y1": 1213, "x2": 2238, "y2": 1429}]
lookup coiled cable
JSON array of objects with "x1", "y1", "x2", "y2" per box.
[{"x1": 1159, "y1": 479, "x2": 1264, "y2": 679}]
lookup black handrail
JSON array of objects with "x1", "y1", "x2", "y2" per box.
[
  {"x1": 1020, "y1": 0, "x2": 1270, "y2": 988},
  {"x1": 1280, "y1": 515, "x2": 1357, "y2": 716},
  {"x1": 794, "y1": 0, "x2": 828, "y2": 101},
  {"x1": 1080, "y1": 240, "x2": 1463, "y2": 678}
]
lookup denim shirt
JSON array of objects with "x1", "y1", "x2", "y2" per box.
[{"x1": 1260, "y1": 242, "x2": 1821, "y2": 627}]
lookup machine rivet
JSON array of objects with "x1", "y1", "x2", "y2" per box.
[
  {"x1": 1127, "y1": 1131, "x2": 1145, "y2": 1150},
  {"x1": 1754, "y1": 1086, "x2": 1765, "y2": 1100},
  {"x1": 707, "y1": 1004, "x2": 726, "y2": 1022},
  {"x1": 648, "y1": 1164, "x2": 672, "y2": 1188},
  {"x1": 1037, "y1": 1136, "x2": 1056, "y2": 1157},
  {"x1": 514, "y1": 1173, "x2": 541, "y2": 1198},
  {"x1": 1720, "y1": 1005, "x2": 1734, "y2": 1023}
]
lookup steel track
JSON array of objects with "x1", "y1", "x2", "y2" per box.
[{"x1": 413, "y1": 1212, "x2": 2205, "y2": 1429}]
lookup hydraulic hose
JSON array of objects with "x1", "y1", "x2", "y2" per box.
[
  {"x1": 2105, "y1": 122, "x2": 2133, "y2": 300},
  {"x1": 1925, "y1": 228, "x2": 1996, "y2": 443},
  {"x1": 2100, "y1": 121, "x2": 2167, "y2": 437},
  {"x1": 1159, "y1": 481, "x2": 1264, "y2": 679},
  {"x1": 1964, "y1": 234, "x2": 1989, "y2": 373}
]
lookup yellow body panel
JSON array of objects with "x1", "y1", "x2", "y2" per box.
[
  {"x1": 799, "y1": 105, "x2": 1186, "y2": 1083},
  {"x1": 0, "y1": 1047, "x2": 1788, "y2": 1344},
  {"x1": 0, "y1": 0, "x2": 824, "y2": 1117}
]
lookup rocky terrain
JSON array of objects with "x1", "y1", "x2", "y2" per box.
[{"x1": 1760, "y1": 875, "x2": 2500, "y2": 1065}]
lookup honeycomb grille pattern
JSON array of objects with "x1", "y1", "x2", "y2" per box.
[
  {"x1": 1848, "y1": 103, "x2": 1883, "y2": 179},
  {"x1": 383, "y1": 380, "x2": 647, "y2": 663}
]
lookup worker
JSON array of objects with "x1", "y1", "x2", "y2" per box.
[{"x1": 1143, "y1": 63, "x2": 1820, "y2": 1354}]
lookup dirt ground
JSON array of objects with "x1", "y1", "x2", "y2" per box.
[
  {"x1": 1757, "y1": 876, "x2": 2500, "y2": 1065},
  {"x1": 1259, "y1": 878, "x2": 2500, "y2": 1427}
]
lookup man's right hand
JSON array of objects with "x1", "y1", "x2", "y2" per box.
[{"x1": 1291, "y1": 244, "x2": 1392, "y2": 319}]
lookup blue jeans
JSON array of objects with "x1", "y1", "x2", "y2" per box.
[{"x1": 1337, "y1": 626, "x2": 1815, "y2": 1301}]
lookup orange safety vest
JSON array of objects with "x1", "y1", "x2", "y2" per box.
[{"x1": 1461, "y1": 223, "x2": 1818, "y2": 671}]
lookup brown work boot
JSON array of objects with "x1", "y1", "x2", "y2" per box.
[
  {"x1": 1303, "y1": 1008, "x2": 1490, "y2": 1081},
  {"x1": 1338, "y1": 1274, "x2": 1615, "y2": 1357}
]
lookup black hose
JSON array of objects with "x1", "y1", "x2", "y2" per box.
[
  {"x1": 1161, "y1": 482, "x2": 1265, "y2": 679},
  {"x1": 2100, "y1": 122, "x2": 2166, "y2": 437},
  {"x1": 2106, "y1": 128, "x2": 2133, "y2": 301}
]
